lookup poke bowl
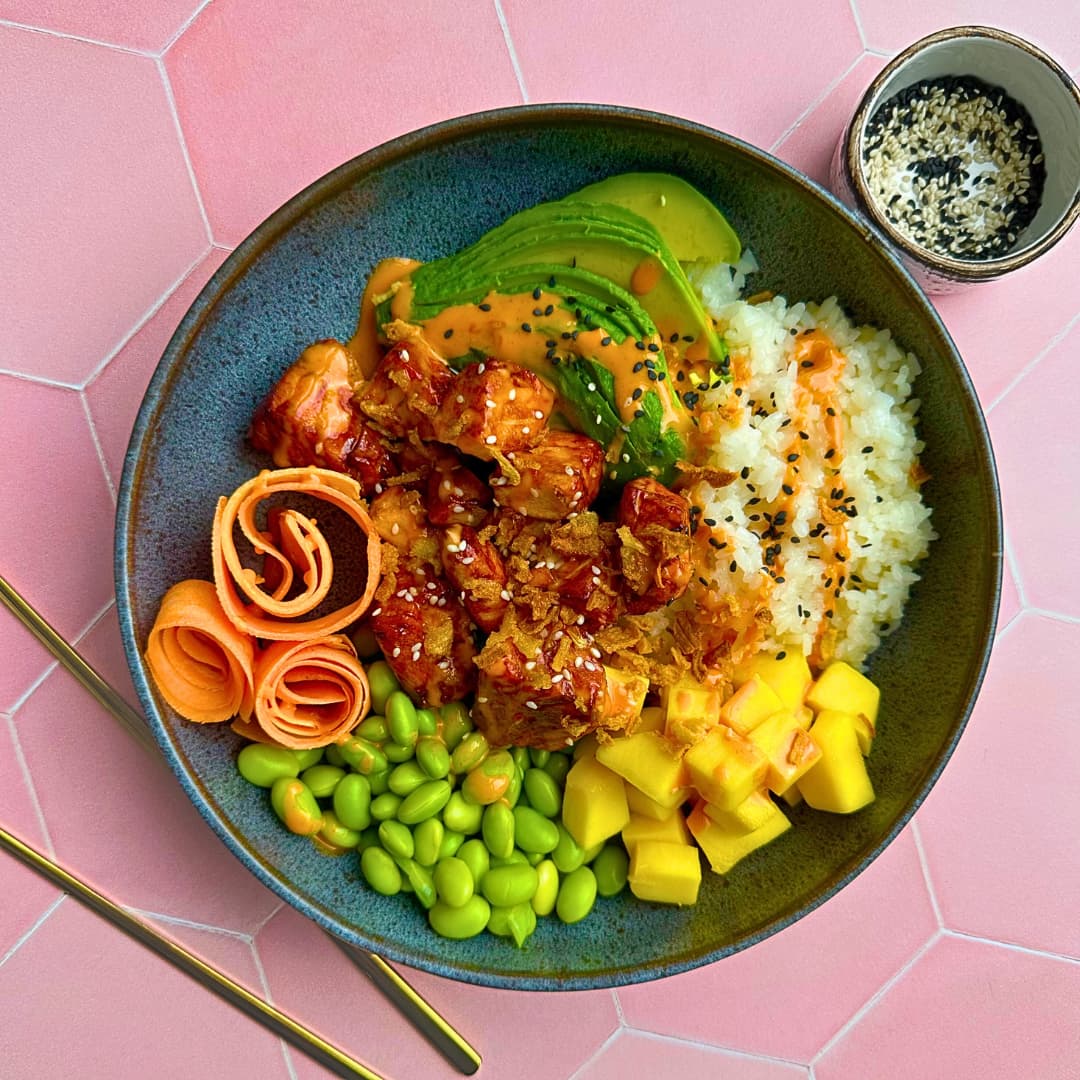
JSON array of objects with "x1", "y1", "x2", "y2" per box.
[{"x1": 115, "y1": 104, "x2": 1001, "y2": 989}]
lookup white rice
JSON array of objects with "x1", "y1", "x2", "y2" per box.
[{"x1": 672, "y1": 263, "x2": 934, "y2": 669}]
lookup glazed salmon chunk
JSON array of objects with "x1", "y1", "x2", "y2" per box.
[{"x1": 492, "y1": 431, "x2": 605, "y2": 520}]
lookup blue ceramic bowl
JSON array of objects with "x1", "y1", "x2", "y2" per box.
[{"x1": 116, "y1": 105, "x2": 1000, "y2": 990}]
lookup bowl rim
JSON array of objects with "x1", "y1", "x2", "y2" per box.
[
  {"x1": 843, "y1": 24, "x2": 1080, "y2": 279},
  {"x1": 115, "y1": 102, "x2": 1002, "y2": 989}
]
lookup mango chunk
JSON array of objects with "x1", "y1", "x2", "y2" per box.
[
  {"x1": 562, "y1": 756, "x2": 630, "y2": 848},
  {"x1": 747, "y1": 711, "x2": 823, "y2": 795},
  {"x1": 596, "y1": 730, "x2": 688, "y2": 808},
  {"x1": 719, "y1": 674, "x2": 783, "y2": 736},
  {"x1": 572, "y1": 733, "x2": 599, "y2": 762},
  {"x1": 797, "y1": 710, "x2": 874, "y2": 814},
  {"x1": 602, "y1": 666, "x2": 650, "y2": 727},
  {"x1": 687, "y1": 801, "x2": 791, "y2": 874},
  {"x1": 628, "y1": 839, "x2": 702, "y2": 905},
  {"x1": 631, "y1": 705, "x2": 665, "y2": 735},
  {"x1": 662, "y1": 674, "x2": 722, "y2": 745},
  {"x1": 806, "y1": 661, "x2": 880, "y2": 735},
  {"x1": 683, "y1": 725, "x2": 768, "y2": 810},
  {"x1": 622, "y1": 810, "x2": 692, "y2": 854},
  {"x1": 625, "y1": 783, "x2": 681, "y2": 821},
  {"x1": 734, "y1": 650, "x2": 813, "y2": 711},
  {"x1": 701, "y1": 788, "x2": 780, "y2": 834}
]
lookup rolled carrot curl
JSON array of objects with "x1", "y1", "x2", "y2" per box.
[
  {"x1": 241, "y1": 635, "x2": 370, "y2": 749},
  {"x1": 145, "y1": 579, "x2": 256, "y2": 723},
  {"x1": 212, "y1": 467, "x2": 382, "y2": 641}
]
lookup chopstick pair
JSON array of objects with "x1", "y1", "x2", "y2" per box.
[{"x1": 0, "y1": 574, "x2": 481, "y2": 1079}]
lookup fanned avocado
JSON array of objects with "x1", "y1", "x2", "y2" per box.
[{"x1": 373, "y1": 178, "x2": 739, "y2": 485}]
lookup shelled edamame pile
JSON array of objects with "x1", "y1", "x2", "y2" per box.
[{"x1": 237, "y1": 661, "x2": 627, "y2": 946}]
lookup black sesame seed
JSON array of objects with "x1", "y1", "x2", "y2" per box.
[
  {"x1": 532, "y1": 287, "x2": 542, "y2": 300},
  {"x1": 787, "y1": 453, "x2": 799, "y2": 462},
  {"x1": 478, "y1": 302, "x2": 492, "y2": 312},
  {"x1": 635, "y1": 341, "x2": 646, "y2": 351},
  {"x1": 632, "y1": 387, "x2": 643, "y2": 401},
  {"x1": 601, "y1": 336, "x2": 612, "y2": 346},
  {"x1": 729, "y1": 560, "x2": 737, "y2": 573},
  {"x1": 443, "y1": 329, "x2": 454, "y2": 339},
  {"x1": 632, "y1": 362, "x2": 644, "y2": 373},
  {"x1": 634, "y1": 409, "x2": 645, "y2": 419},
  {"x1": 862, "y1": 445, "x2": 874, "y2": 454}
]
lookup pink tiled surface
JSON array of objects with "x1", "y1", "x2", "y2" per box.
[{"x1": 2, "y1": 3, "x2": 1078, "y2": 1078}]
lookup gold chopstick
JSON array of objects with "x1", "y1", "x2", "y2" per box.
[
  {"x1": 0, "y1": 574, "x2": 481, "y2": 1076},
  {"x1": 0, "y1": 823, "x2": 383, "y2": 1080}
]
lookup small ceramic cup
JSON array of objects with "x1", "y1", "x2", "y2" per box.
[{"x1": 830, "y1": 26, "x2": 1080, "y2": 294}]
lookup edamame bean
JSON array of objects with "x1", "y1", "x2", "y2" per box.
[
  {"x1": 439, "y1": 702, "x2": 473, "y2": 750},
  {"x1": 378, "y1": 819, "x2": 414, "y2": 860},
  {"x1": 450, "y1": 731, "x2": 489, "y2": 775},
  {"x1": 367, "y1": 769, "x2": 391, "y2": 796},
  {"x1": 386, "y1": 691, "x2": 419, "y2": 748},
  {"x1": 593, "y1": 845, "x2": 630, "y2": 897},
  {"x1": 524, "y1": 851, "x2": 544, "y2": 866},
  {"x1": 428, "y1": 895, "x2": 490, "y2": 939},
  {"x1": 542, "y1": 752, "x2": 572, "y2": 785},
  {"x1": 367, "y1": 661, "x2": 400, "y2": 714},
  {"x1": 318, "y1": 810, "x2": 360, "y2": 850},
  {"x1": 270, "y1": 778, "x2": 323, "y2": 836},
  {"x1": 461, "y1": 750, "x2": 515, "y2": 806},
  {"x1": 416, "y1": 737, "x2": 451, "y2": 780},
  {"x1": 487, "y1": 902, "x2": 536, "y2": 948},
  {"x1": 457, "y1": 839, "x2": 489, "y2": 886},
  {"x1": 413, "y1": 818, "x2": 444, "y2": 867},
  {"x1": 528, "y1": 748, "x2": 551, "y2": 768},
  {"x1": 300, "y1": 764, "x2": 345, "y2": 799},
  {"x1": 523, "y1": 768, "x2": 562, "y2": 818},
  {"x1": 481, "y1": 863, "x2": 538, "y2": 907},
  {"x1": 481, "y1": 802, "x2": 515, "y2": 859},
  {"x1": 397, "y1": 780, "x2": 452, "y2": 825},
  {"x1": 370, "y1": 792, "x2": 403, "y2": 821},
  {"x1": 356, "y1": 826, "x2": 381, "y2": 853},
  {"x1": 552, "y1": 823, "x2": 585, "y2": 873},
  {"x1": 489, "y1": 850, "x2": 529, "y2": 867},
  {"x1": 292, "y1": 747, "x2": 324, "y2": 770},
  {"x1": 337, "y1": 736, "x2": 387, "y2": 776},
  {"x1": 581, "y1": 841, "x2": 605, "y2": 864},
  {"x1": 397, "y1": 857, "x2": 437, "y2": 909},
  {"x1": 438, "y1": 829, "x2": 465, "y2": 860},
  {"x1": 384, "y1": 741, "x2": 416, "y2": 764},
  {"x1": 504, "y1": 764, "x2": 523, "y2": 809},
  {"x1": 433, "y1": 857, "x2": 474, "y2": 908},
  {"x1": 513, "y1": 806, "x2": 559, "y2": 854},
  {"x1": 388, "y1": 761, "x2": 430, "y2": 797},
  {"x1": 416, "y1": 708, "x2": 439, "y2": 736},
  {"x1": 350, "y1": 625, "x2": 379, "y2": 659},
  {"x1": 511, "y1": 747, "x2": 531, "y2": 773},
  {"x1": 237, "y1": 744, "x2": 299, "y2": 788},
  {"x1": 324, "y1": 744, "x2": 346, "y2": 767},
  {"x1": 361, "y1": 846, "x2": 401, "y2": 895},
  {"x1": 556, "y1": 866, "x2": 597, "y2": 924},
  {"x1": 332, "y1": 774, "x2": 371, "y2": 831},
  {"x1": 531, "y1": 859, "x2": 559, "y2": 916},
  {"x1": 442, "y1": 791, "x2": 483, "y2": 835},
  {"x1": 356, "y1": 715, "x2": 390, "y2": 743}
]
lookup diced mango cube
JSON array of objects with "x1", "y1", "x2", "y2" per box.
[
  {"x1": 719, "y1": 675, "x2": 783, "y2": 736},
  {"x1": 596, "y1": 730, "x2": 687, "y2": 808},
  {"x1": 701, "y1": 789, "x2": 780, "y2": 834},
  {"x1": 622, "y1": 810, "x2": 691, "y2": 854},
  {"x1": 602, "y1": 666, "x2": 650, "y2": 727},
  {"x1": 631, "y1": 705, "x2": 665, "y2": 735},
  {"x1": 572, "y1": 733, "x2": 599, "y2": 762},
  {"x1": 625, "y1": 783, "x2": 681, "y2": 821},
  {"x1": 797, "y1": 710, "x2": 874, "y2": 813},
  {"x1": 687, "y1": 801, "x2": 791, "y2": 874},
  {"x1": 662, "y1": 675, "x2": 722, "y2": 744},
  {"x1": 562, "y1": 756, "x2": 630, "y2": 848},
  {"x1": 779, "y1": 784, "x2": 804, "y2": 808},
  {"x1": 851, "y1": 713, "x2": 875, "y2": 756},
  {"x1": 806, "y1": 661, "x2": 880, "y2": 733},
  {"x1": 734, "y1": 650, "x2": 813, "y2": 711},
  {"x1": 628, "y1": 840, "x2": 702, "y2": 905},
  {"x1": 747, "y1": 711, "x2": 823, "y2": 794},
  {"x1": 683, "y1": 726, "x2": 768, "y2": 810}
]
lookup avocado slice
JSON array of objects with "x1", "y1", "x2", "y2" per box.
[{"x1": 566, "y1": 172, "x2": 741, "y2": 264}]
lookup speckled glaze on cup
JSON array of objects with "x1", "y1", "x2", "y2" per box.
[
  {"x1": 831, "y1": 26, "x2": 1080, "y2": 294},
  {"x1": 116, "y1": 104, "x2": 1001, "y2": 990}
]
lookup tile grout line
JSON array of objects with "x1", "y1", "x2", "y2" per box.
[
  {"x1": 3, "y1": 714, "x2": 58, "y2": 857},
  {"x1": 0, "y1": 17, "x2": 152, "y2": 56},
  {"x1": 249, "y1": 937, "x2": 300, "y2": 1080},
  {"x1": 0, "y1": 368, "x2": 81, "y2": 391},
  {"x1": 1001, "y1": 529, "x2": 1029, "y2": 609},
  {"x1": 769, "y1": 49, "x2": 866, "y2": 154},
  {"x1": 0, "y1": 894, "x2": 67, "y2": 971},
  {"x1": 125, "y1": 906, "x2": 255, "y2": 942},
  {"x1": 618, "y1": 1027, "x2": 810, "y2": 1071},
  {"x1": 156, "y1": 55, "x2": 216, "y2": 246},
  {"x1": 492, "y1": 0, "x2": 529, "y2": 104},
  {"x1": 158, "y1": 0, "x2": 213, "y2": 56},
  {"x1": 1026, "y1": 606, "x2": 1080, "y2": 625},
  {"x1": 610, "y1": 987, "x2": 626, "y2": 1025},
  {"x1": 985, "y1": 305, "x2": 1080, "y2": 414},
  {"x1": 79, "y1": 390, "x2": 118, "y2": 504},
  {"x1": 846, "y1": 0, "x2": 868, "y2": 50},
  {"x1": 908, "y1": 819, "x2": 944, "y2": 928},
  {"x1": 249, "y1": 900, "x2": 286, "y2": 936},
  {"x1": 941, "y1": 927, "x2": 1080, "y2": 966},
  {"x1": 566, "y1": 1025, "x2": 623, "y2": 1080},
  {"x1": 809, "y1": 928, "x2": 941, "y2": 1066}
]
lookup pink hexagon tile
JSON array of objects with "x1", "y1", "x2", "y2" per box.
[
  {"x1": 0, "y1": 0, "x2": 201, "y2": 52},
  {"x1": 502, "y1": 0, "x2": 863, "y2": 151},
  {"x1": 576, "y1": 1031, "x2": 808, "y2": 1080},
  {"x1": 0, "y1": 377, "x2": 116, "y2": 713},
  {"x1": 12, "y1": 610, "x2": 283, "y2": 933},
  {"x1": 0, "y1": 26, "x2": 208, "y2": 386},
  {"x1": 165, "y1": 0, "x2": 523, "y2": 249},
  {"x1": 854, "y1": 1, "x2": 1080, "y2": 72},
  {"x1": 815, "y1": 934, "x2": 1080, "y2": 1079},
  {"x1": 617, "y1": 827, "x2": 937, "y2": 1063},
  {"x1": 85, "y1": 246, "x2": 229, "y2": 489},
  {"x1": 987, "y1": 319, "x2": 1080, "y2": 615},
  {"x1": 256, "y1": 904, "x2": 619, "y2": 1080},
  {"x1": 915, "y1": 614, "x2": 1080, "y2": 957},
  {"x1": 0, "y1": 899, "x2": 291, "y2": 1079}
]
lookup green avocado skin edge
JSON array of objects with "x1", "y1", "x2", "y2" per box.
[{"x1": 374, "y1": 176, "x2": 738, "y2": 486}]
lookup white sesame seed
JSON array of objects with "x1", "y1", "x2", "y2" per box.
[
  {"x1": 370, "y1": 607, "x2": 381, "y2": 617},
  {"x1": 486, "y1": 398, "x2": 497, "y2": 408},
  {"x1": 374, "y1": 483, "x2": 383, "y2": 494},
  {"x1": 525, "y1": 700, "x2": 538, "y2": 710},
  {"x1": 452, "y1": 504, "x2": 465, "y2": 513},
  {"x1": 587, "y1": 382, "x2": 596, "y2": 392},
  {"x1": 391, "y1": 522, "x2": 400, "y2": 535},
  {"x1": 534, "y1": 410, "x2": 543, "y2": 419},
  {"x1": 508, "y1": 388, "x2": 516, "y2": 400},
  {"x1": 456, "y1": 394, "x2": 464, "y2": 404},
  {"x1": 485, "y1": 435, "x2": 497, "y2": 445},
  {"x1": 461, "y1": 556, "x2": 475, "y2": 565},
  {"x1": 525, "y1": 661, "x2": 536, "y2": 671},
  {"x1": 392, "y1": 647, "x2": 401, "y2": 657},
  {"x1": 595, "y1": 413, "x2": 602, "y2": 424},
  {"x1": 565, "y1": 466, "x2": 574, "y2": 476},
  {"x1": 477, "y1": 363, "x2": 486, "y2": 374},
  {"x1": 551, "y1": 673, "x2": 564, "y2": 684},
  {"x1": 500, "y1": 589, "x2": 511, "y2": 601},
  {"x1": 522, "y1": 426, "x2": 530, "y2": 435}
]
